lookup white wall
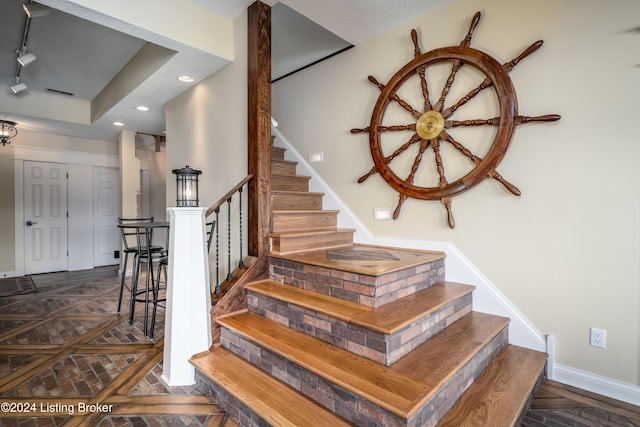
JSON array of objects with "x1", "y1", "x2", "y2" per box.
[{"x1": 272, "y1": 0, "x2": 640, "y2": 388}]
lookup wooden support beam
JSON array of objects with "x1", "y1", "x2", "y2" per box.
[{"x1": 247, "y1": 1, "x2": 272, "y2": 258}]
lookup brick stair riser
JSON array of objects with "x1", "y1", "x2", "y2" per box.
[
  {"x1": 269, "y1": 257, "x2": 445, "y2": 308},
  {"x1": 196, "y1": 373, "x2": 264, "y2": 427},
  {"x1": 219, "y1": 325, "x2": 509, "y2": 427},
  {"x1": 247, "y1": 291, "x2": 473, "y2": 366}
]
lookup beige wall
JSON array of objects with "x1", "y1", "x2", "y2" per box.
[
  {"x1": 272, "y1": 0, "x2": 640, "y2": 386},
  {"x1": 165, "y1": 13, "x2": 248, "y2": 209},
  {"x1": 164, "y1": 11, "x2": 248, "y2": 289}
]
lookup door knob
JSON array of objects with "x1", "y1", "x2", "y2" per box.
[{"x1": 25, "y1": 221, "x2": 38, "y2": 226}]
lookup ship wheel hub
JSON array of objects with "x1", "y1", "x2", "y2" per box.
[{"x1": 416, "y1": 110, "x2": 445, "y2": 139}]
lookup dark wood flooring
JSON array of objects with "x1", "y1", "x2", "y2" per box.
[{"x1": 0, "y1": 266, "x2": 637, "y2": 426}]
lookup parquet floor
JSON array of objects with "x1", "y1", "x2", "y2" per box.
[
  {"x1": 0, "y1": 266, "x2": 638, "y2": 426},
  {"x1": 0, "y1": 266, "x2": 237, "y2": 427}
]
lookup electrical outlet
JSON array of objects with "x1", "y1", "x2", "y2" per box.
[{"x1": 590, "y1": 327, "x2": 606, "y2": 349}]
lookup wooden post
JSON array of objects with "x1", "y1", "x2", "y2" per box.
[{"x1": 247, "y1": 1, "x2": 271, "y2": 258}]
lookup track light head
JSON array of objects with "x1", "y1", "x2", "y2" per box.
[
  {"x1": 17, "y1": 52, "x2": 36, "y2": 66},
  {"x1": 11, "y1": 82, "x2": 27, "y2": 94},
  {"x1": 23, "y1": 3, "x2": 49, "y2": 18}
]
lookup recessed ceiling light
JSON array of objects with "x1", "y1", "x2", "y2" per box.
[
  {"x1": 178, "y1": 75, "x2": 194, "y2": 83},
  {"x1": 113, "y1": 122, "x2": 125, "y2": 127},
  {"x1": 136, "y1": 105, "x2": 150, "y2": 112}
]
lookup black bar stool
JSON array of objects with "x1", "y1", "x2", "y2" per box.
[{"x1": 117, "y1": 217, "x2": 164, "y2": 328}]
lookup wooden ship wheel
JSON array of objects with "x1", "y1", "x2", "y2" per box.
[{"x1": 351, "y1": 11, "x2": 560, "y2": 228}]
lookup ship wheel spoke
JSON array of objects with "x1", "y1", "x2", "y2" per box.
[
  {"x1": 393, "y1": 138, "x2": 431, "y2": 219},
  {"x1": 411, "y1": 30, "x2": 432, "y2": 112},
  {"x1": 440, "y1": 130, "x2": 521, "y2": 195},
  {"x1": 446, "y1": 114, "x2": 561, "y2": 129},
  {"x1": 350, "y1": 124, "x2": 416, "y2": 134},
  {"x1": 367, "y1": 76, "x2": 422, "y2": 119},
  {"x1": 442, "y1": 41, "x2": 545, "y2": 119},
  {"x1": 432, "y1": 12, "x2": 482, "y2": 112},
  {"x1": 358, "y1": 133, "x2": 422, "y2": 183},
  {"x1": 430, "y1": 138, "x2": 456, "y2": 227}
]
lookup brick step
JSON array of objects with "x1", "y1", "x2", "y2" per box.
[
  {"x1": 246, "y1": 279, "x2": 474, "y2": 365},
  {"x1": 271, "y1": 145, "x2": 286, "y2": 160},
  {"x1": 216, "y1": 311, "x2": 510, "y2": 426},
  {"x1": 269, "y1": 244, "x2": 446, "y2": 308},
  {"x1": 272, "y1": 173, "x2": 310, "y2": 192},
  {"x1": 438, "y1": 345, "x2": 547, "y2": 426},
  {"x1": 270, "y1": 228, "x2": 354, "y2": 254},
  {"x1": 272, "y1": 159, "x2": 298, "y2": 175},
  {"x1": 272, "y1": 209, "x2": 339, "y2": 233},
  {"x1": 192, "y1": 345, "x2": 354, "y2": 427},
  {"x1": 272, "y1": 190, "x2": 324, "y2": 210}
]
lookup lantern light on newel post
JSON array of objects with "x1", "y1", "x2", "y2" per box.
[{"x1": 172, "y1": 165, "x2": 201, "y2": 207}]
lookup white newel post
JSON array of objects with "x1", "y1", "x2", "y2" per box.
[{"x1": 161, "y1": 207, "x2": 212, "y2": 386}]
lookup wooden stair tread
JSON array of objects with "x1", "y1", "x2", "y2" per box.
[
  {"x1": 246, "y1": 279, "x2": 474, "y2": 334},
  {"x1": 437, "y1": 345, "x2": 547, "y2": 426},
  {"x1": 190, "y1": 346, "x2": 353, "y2": 427},
  {"x1": 271, "y1": 173, "x2": 311, "y2": 179},
  {"x1": 269, "y1": 228, "x2": 356, "y2": 238},
  {"x1": 217, "y1": 310, "x2": 508, "y2": 419},
  {"x1": 273, "y1": 209, "x2": 340, "y2": 214},
  {"x1": 272, "y1": 190, "x2": 324, "y2": 196},
  {"x1": 272, "y1": 159, "x2": 298, "y2": 165},
  {"x1": 270, "y1": 243, "x2": 446, "y2": 277}
]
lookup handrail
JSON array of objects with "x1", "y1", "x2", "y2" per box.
[
  {"x1": 206, "y1": 174, "x2": 254, "y2": 217},
  {"x1": 205, "y1": 174, "x2": 255, "y2": 295}
]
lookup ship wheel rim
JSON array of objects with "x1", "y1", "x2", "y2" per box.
[{"x1": 369, "y1": 46, "x2": 517, "y2": 200}]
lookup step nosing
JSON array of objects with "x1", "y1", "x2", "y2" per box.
[{"x1": 269, "y1": 229, "x2": 356, "y2": 237}]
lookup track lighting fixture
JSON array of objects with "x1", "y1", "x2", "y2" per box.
[
  {"x1": 23, "y1": 2, "x2": 49, "y2": 18},
  {"x1": 11, "y1": 78, "x2": 27, "y2": 94},
  {"x1": 0, "y1": 120, "x2": 18, "y2": 146},
  {"x1": 17, "y1": 52, "x2": 36, "y2": 66}
]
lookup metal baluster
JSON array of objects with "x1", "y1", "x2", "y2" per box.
[
  {"x1": 238, "y1": 187, "x2": 244, "y2": 269},
  {"x1": 227, "y1": 197, "x2": 233, "y2": 282},
  {"x1": 214, "y1": 208, "x2": 220, "y2": 294}
]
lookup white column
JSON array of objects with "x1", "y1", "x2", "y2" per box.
[{"x1": 162, "y1": 207, "x2": 212, "y2": 386}]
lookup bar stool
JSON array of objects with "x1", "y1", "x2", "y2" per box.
[
  {"x1": 117, "y1": 217, "x2": 164, "y2": 325},
  {"x1": 150, "y1": 220, "x2": 215, "y2": 338}
]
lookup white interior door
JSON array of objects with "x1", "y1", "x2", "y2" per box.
[
  {"x1": 24, "y1": 161, "x2": 68, "y2": 274},
  {"x1": 93, "y1": 167, "x2": 120, "y2": 267}
]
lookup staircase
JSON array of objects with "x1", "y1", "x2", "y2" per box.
[{"x1": 191, "y1": 142, "x2": 547, "y2": 426}]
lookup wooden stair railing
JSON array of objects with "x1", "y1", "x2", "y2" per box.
[{"x1": 206, "y1": 174, "x2": 254, "y2": 295}]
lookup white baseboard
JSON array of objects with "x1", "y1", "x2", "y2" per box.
[
  {"x1": 553, "y1": 364, "x2": 640, "y2": 406},
  {"x1": 0, "y1": 270, "x2": 16, "y2": 278}
]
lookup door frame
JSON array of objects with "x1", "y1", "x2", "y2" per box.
[{"x1": 14, "y1": 146, "x2": 119, "y2": 276}]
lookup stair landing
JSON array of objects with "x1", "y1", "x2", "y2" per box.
[
  {"x1": 270, "y1": 244, "x2": 446, "y2": 308},
  {"x1": 270, "y1": 243, "x2": 444, "y2": 276}
]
